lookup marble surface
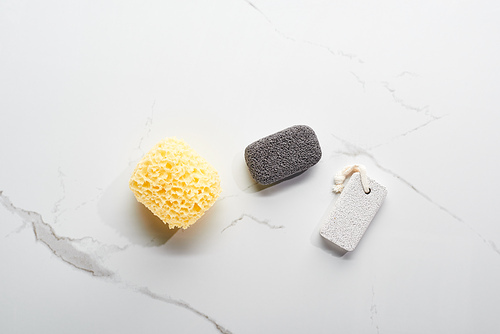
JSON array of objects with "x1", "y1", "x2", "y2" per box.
[{"x1": 1, "y1": 1, "x2": 500, "y2": 333}]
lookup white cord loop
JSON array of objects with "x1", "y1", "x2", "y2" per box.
[{"x1": 333, "y1": 164, "x2": 371, "y2": 194}]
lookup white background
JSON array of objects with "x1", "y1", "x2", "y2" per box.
[{"x1": 1, "y1": 1, "x2": 500, "y2": 333}]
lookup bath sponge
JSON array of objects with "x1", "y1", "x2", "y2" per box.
[
  {"x1": 244, "y1": 125, "x2": 322, "y2": 185},
  {"x1": 129, "y1": 137, "x2": 221, "y2": 229}
]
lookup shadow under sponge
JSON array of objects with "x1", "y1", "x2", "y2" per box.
[{"x1": 244, "y1": 125, "x2": 322, "y2": 185}]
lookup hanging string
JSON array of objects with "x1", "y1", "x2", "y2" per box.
[{"x1": 333, "y1": 164, "x2": 371, "y2": 194}]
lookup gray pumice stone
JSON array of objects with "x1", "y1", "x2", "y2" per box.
[{"x1": 244, "y1": 125, "x2": 322, "y2": 185}]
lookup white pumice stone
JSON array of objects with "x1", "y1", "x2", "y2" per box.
[{"x1": 320, "y1": 173, "x2": 387, "y2": 251}]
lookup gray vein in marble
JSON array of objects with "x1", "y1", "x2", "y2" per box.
[
  {"x1": 0, "y1": 190, "x2": 234, "y2": 333},
  {"x1": 366, "y1": 116, "x2": 444, "y2": 151},
  {"x1": 331, "y1": 135, "x2": 500, "y2": 256},
  {"x1": 301, "y1": 39, "x2": 366, "y2": 63},
  {"x1": 396, "y1": 71, "x2": 418, "y2": 78},
  {"x1": 243, "y1": 0, "x2": 364, "y2": 63},
  {"x1": 73, "y1": 188, "x2": 105, "y2": 211},
  {"x1": 338, "y1": 49, "x2": 362, "y2": 62},
  {"x1": 350, "y1": 71, "x2": 366, "y2": 91},
  {"x1": 137, "y1": 99, "x2": 155, "y2": 152},
  {"x1": 243, "y1": 0, "x2": 444, "y2": 126},
  {"x1": 331, "y1": 134, "x2": 465, "y2": 222},
  {"x1": 489, "y1": 241, "x2": 500, "y2": 256},
  {"x1": 5, "y1": 218, "x2": 29, "y2": 237},
  {"x1": 243, "y1": 0, "x2": 442, "y2": 132},
  {"x1": 243, "y1": 0, "x2": 297, "y2": 43},
  {"x1": 129, "y1": 99, "x2": 155, "y2": 166},
  {"x1": 136, "y1": 287, "x2": 232, "y2": 334},
  {"x1": 370, "y1": 285, "x2": 380, "y2": 334},
  {"x1": 52, "y1": 167, "x2": 67, "y2": 223},
  {"x1": 221, "y1": 214, "x2": 284, "y2": 233},
  {"x1": 381, "y1": 81, "x2": 436, "y2": 119},
  {"x1": 243, "y1": 0, "x2": 271, "y2": 25},
  {"x1": 0, "y1": 191, "x2": 113, "y2": 277},
  {"x1": 242, "y1": 181, "x2": 258, "y2": 191},
  {"x1": 300, "y1": 39, "x2": 366, "y2": 63},
  {"x1": 216, "y1": 194, "x2": 239, "y2": 202}
]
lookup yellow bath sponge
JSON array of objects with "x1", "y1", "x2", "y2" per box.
[{"x1": 129, "y1": 137, "x2": 221, "y2": 229}]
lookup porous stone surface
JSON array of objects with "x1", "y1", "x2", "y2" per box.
[
  {"x1": 320, "y1": 173, "x2": 387, "y2": 251},
  {"x1": 244, "y1": 125, "x2": 322, "y2": 185}
]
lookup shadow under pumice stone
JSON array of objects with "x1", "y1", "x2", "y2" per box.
[
  {"x1": 311, "y1": 223, "x2": 348, "y2": 258},
  {"x1": 98, "y1": 167, "x2": 178, "y2": 247},
  {"x1": 320, "y1": 236, "x2": 349, "y2": 257}
]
